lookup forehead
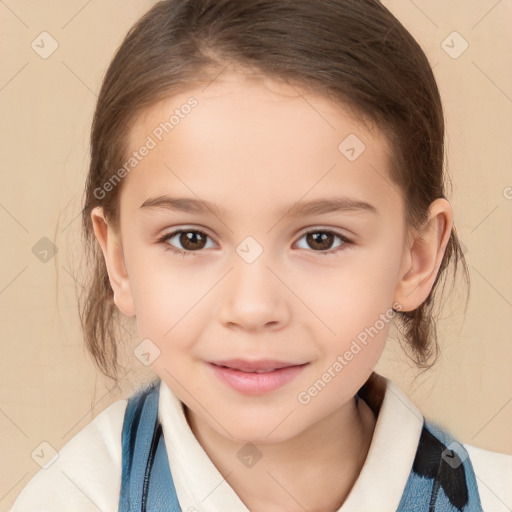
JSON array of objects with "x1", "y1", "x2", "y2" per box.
[{"x1": 121, "y1": 73, "x2": 400, "y2": 220}]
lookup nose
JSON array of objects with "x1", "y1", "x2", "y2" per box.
[{"x1": 217, "y1": 255, "x2": 291, "y2": 332}]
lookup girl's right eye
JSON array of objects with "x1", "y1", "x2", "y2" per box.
[{"x1": 157, "y1": 229, "x2": 216, "y2": 257}]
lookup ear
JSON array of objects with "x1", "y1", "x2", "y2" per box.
[
  {"x1": 393, "y1": 198, "x2": 453, "y2": 312},
  {"x1": 91, "y1": 207, "x2": 136, "y2": 317}
]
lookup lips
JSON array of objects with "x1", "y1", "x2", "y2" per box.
[
  {"x1": 210, "y1": 359, "x2": 305, "y2": 372},
  {"x1": 208, "y1": 359, "x2": 309, "y2": 394}
]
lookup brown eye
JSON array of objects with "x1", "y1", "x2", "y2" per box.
[
  {"x1": 159, "y1": 229, "x2": 214, "y2": 256},
  {"x1": 296, "y1": 230, "x2": 351, "y2": 255}
]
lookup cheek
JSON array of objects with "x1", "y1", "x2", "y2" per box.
[
  {"x1": 126, "y1": 258, "x2": 198, "y2": 348},
  {"x1": 309, "y1": 252, "x2": 401, "y2": 332},
  {"x1": 303, "y1": 247, "x2": 400, "y2": 373}
]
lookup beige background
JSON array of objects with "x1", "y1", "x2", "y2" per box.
[{"x1": 1, "y1": 1, "x2": 511, "y2": 510}]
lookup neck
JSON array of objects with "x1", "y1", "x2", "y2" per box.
[{"x1": 185, "y1": 395, "x2": 376, "y2": 512}]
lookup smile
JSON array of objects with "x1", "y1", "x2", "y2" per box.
[{"x1": 208, "y1": 359, "x2": 309, "y2": 395}]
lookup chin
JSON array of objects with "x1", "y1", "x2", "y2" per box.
[{"x1": 223, "y1": 416, "x2": 304, "y2": 445}]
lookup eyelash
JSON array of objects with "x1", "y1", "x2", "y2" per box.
[{"x1": 156, "y1": 228, "x2": 353, "y2": 258}]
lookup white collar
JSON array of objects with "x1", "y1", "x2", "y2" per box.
[{"x1": 158, "y1": 372, "x2": 424, "y2": 511}]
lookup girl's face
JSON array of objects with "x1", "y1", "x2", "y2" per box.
[{"x1": 95, "y1": 73, "x2": 419, "y2": 443}]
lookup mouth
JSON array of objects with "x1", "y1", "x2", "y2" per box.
[
  {"x1": 210, "y1": 359, "x2": 307, "y2": 372},
  {"x1": 208, "y1": 359, "x2": 309, "y2": 395}
]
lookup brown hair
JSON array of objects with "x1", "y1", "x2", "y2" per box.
[{"x1": 79, "y1": 0, "x2": 469, "y2": 382}]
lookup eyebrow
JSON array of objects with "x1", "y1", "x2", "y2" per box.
[{"x1": 139, "y1": 195, "x2": 378, "y2": 218}]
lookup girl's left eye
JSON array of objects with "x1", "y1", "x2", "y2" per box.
[
  {"x1": 157, "y1": 228, "x2": 352, "y2": 257},
  {"x1": 295, "y1": 230, "x2": 352, "y2": 255}
]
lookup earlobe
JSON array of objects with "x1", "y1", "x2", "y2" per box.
[
  {"x1": 393, "y1": 198, "x2": 453, "y2": 312},
  {"x1": 90, "y1": 207, "x2": 136, "y2": 317}
]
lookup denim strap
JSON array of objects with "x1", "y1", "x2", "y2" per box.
[{"x1": 118, "y1": 380, "x2": 181, "y2": 511}]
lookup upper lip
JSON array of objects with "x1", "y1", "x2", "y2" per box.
[{"x1": 210, "y1": 359, "x2": 307, "y2": 372}]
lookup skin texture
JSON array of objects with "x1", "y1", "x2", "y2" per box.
[{"x1": 91, "y1": 73, "x2": 453, "y2": 511}]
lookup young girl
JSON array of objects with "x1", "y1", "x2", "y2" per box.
[{"x1": 12, "y1": 0, "x2": 511, "y2": 511}]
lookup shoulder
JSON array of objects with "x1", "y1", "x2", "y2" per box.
[
  {"x1": 463, "y1": 442, "x2": 512, "y2": 512},
  {"x1": 420, "y1": 417, "x2": 512, "y2": 511},
  {"x1": 11, "y1": 398, "x2": 128, "y2": 512}
]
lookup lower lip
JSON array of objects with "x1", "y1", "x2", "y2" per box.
[{"x1": 209, "y1": 363, "x2": 308, "y2": 395}]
